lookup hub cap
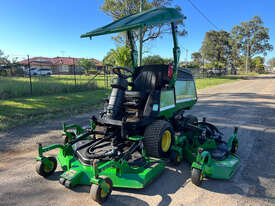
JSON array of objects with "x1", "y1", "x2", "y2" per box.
[
  {"x1": 235, "y1": 142, "x2": 238, "y2": 151},
  {"x1": 100, "y1": 183, "x2": 110, "y2": 198},
  {"x1": 43, "y1": 161, "x2": 54, "y2": 173},
  {"x1": 161, "y1": 130, "x2": 171, "y2": 152}
]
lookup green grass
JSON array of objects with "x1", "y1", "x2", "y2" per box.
[
  {"x1": 195, "y1": 77, "x2": 240, "y2": 90},
  {"x1": 0, "y1": 75, "x2": 111, "y2": 99},
  {"x1": 0, "y1": 77, "x2": 240, "y2": 131},
  {"x1": 0, "y1": 89, "x2": 110, "y2": 131},
  {"x1": 236, "y1": 70, "x2": 259, "y2": 76}
]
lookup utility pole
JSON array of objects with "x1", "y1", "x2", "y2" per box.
[
  {"x1": 138, "y1": 0, "x2": 144, "y2": 66},
  {"x1": 27, "y1": 55, "x2": 33, "y2": 95}
]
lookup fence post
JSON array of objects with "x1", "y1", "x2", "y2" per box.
[
  {"x1": 27, "y1": 55, "x2": 33, "y2": 95},
  {"x1": 73, "y1": 58, "x2": 77, "y2": 89}
]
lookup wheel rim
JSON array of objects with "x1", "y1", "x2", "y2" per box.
[
  {"x1": 161, "y1": 130, "x2": 171, "y2": 152},
  {"x1": 235, "y1": 142, "x2": 238, "y2": 152},
  {"x1": 43, "y1": 161, "x2": 54, "y2": 173},
  {"x1": 100, "y1": 183, "x2": 110, "y2": 198}
]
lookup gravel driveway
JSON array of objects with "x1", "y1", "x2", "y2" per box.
[{"x1": 0, "y1": 74, "x2": 274, "y2": 206}]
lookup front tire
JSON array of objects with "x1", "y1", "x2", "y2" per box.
[
  {"x1": 36, "y1": 157, "x2": 57, "y2": 177},
  {"x1": 90, "y1": 176, "x2": 112, "y2": 203},
  {"x1": 191, "y1": 168, "x2": 203, "y2": 186},
  {"x1": 170, "y1": 150, "x2": 181, "y2": 165},
  {"x1": 143, "y1": 120, "x2": 175, "y2": 158}
]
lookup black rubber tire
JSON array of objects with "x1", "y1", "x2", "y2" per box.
[
  {"x1": 191, "y1": 168, "x2": 203, "y2": 186},
  {"x1": 231, "y1": 140, "x2": 238, "y2": 153},
  {"x1": 143, "y1": 120, "x2": 175, "y2": 158},
  {"x1": 59, "y1": 177, "x2": 66, "y2": 185},
  {"x1": 90, "y1": 176, "x2": 113, "y2": 204},
  {"x1": 64, "y1": 180, "x2": 72, "y2": 188},
  {"x1": 170, "y1": 150, "x2": 181, "y2": 165},
  {"x1": 36, "y1": 156, "x2": 57, "y2": 177}
]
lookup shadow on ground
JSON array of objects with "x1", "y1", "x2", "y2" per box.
[{"x1": 0, "y1": 76, "x2": 274, "y2": 205}]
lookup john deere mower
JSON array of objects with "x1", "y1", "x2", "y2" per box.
[{"x1": 35, "y1": 8, "x2": 240, "y2": 203}]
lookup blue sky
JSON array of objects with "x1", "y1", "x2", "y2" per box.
[{"x1": 0, "y1": 0, "x2": 274, "y2": 62}]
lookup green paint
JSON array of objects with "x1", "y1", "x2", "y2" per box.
[{"x1": 81, "y1": 8, "x2": 183, "y2": 38}]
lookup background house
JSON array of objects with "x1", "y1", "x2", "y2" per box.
[{"x1": 19, "y1": 57, "x2": 102, "y2": 74}]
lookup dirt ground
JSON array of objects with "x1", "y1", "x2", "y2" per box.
[{"x1": 0, "y1": 74, "x2": 274, "y2": 206}]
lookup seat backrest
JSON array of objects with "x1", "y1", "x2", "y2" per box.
[
  {"x1": 133, "y1": 64, "x2": 170, "y2": 92},
  {"x1": 133, "y1": 70, "x2": 157, "y2": 92}
]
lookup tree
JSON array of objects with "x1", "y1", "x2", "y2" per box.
[
  {"x1": 267, "y1": 57, "x2": 275, "y2": 67},
  {"x1": 78, "y1": 59, "x2": 96, "y2": 75},
  {"x1": 142, "y1": 55, "x2": 171, "y2": 65},
  {"x1": 103, "y1": 51, "x2": 116, "y2": 66},
  {"x1": 111, "y1": 46, "x2": 132, "y2": 67},
  {"x1": 191, "y1": 52, "x2": 203, "y2": 67},
  {"x1": 231, "y1": 16, "x2": 273, "y2": 71},
  {"x1": 200, "y1": 30, "x2": 232, "y2": 68},
  {"x1": 101, "y1": 0, "x2": 187, "y2": 44},
  {"x1": 252, "y1": 56, "x2": 265, "y2": 73},
  {"x1": 0, "y1": 49, "x2": 9, "y2": 65}
]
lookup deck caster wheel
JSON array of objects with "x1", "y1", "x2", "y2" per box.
[
  {"x1": 36, "y1": 156, "x2": 57, "y2": 177},
  {"x1": 170, "y1": 150, "x2": 181, "y2": 165},
  {"x1": 191, "y1": 168, "x2": 203, "y2": 186},
  {"x1": 90, "y1": 176, "x2": 112, "y2": 203},
  {"x1": 64, "y1": 180, "x2": 72, "y2": 188},
  {"x1": 59, "y1": 177, "x2": 66, "y2": 185}
]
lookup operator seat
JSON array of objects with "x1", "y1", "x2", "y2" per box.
[{"x1": 124, "y1": 64, "x2": 170, "y2": 104}]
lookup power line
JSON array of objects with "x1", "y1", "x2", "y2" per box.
[{"x1": 186, "y1": 0, "x2": 220, "y2": 30}]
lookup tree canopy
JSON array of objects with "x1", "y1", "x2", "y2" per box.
[
  {"x1": 78, "y1": 59, "x2": 96, "y2": 75},
  {"x1": 103, "y1": 46, "x2": 132, "y2": 67},
  {"x1": 143, "y1": 55, "x2": 171, "y2": 65},
  {"x1": 200, "y1": 30, "x2": 232, "y2": 68},
  {"x1": 231, "y1": 16, "x2": 273, "y2": 71},
  {"x1": 267, "y1": 57, "x2": 275, "y2": 67},
  {"x1": 191, "y1": 52, "x2": 203, "y2": 67}
]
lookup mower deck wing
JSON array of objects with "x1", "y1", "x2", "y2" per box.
[{"x1": 80, "y1": 8, "x2": 184, "y2": 38}]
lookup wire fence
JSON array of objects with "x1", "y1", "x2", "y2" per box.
[
  {"x1": 0, "y1": 71, "x2": 112, "y2": 100},
  {"x1": 0, "y1": 66, "x2": 236, "y2": 100}
]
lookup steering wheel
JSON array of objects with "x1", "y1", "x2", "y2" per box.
[{"x1": 112, "y1": 67, "x2": 132, "y2": 79}]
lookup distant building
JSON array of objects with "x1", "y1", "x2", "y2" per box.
[{"x1": 19, "y1": 57, "x2": 102, "y2": 74}]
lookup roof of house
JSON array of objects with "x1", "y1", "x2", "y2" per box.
[{"x1": 19, "y1": 57, "x2": 102, "y2": 66}]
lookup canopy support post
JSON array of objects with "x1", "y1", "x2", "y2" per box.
[
  {"x1": 170, "y1": 22, "x2": 181, "y2": 88},
  {"x1": 127, "y1": 31, "x2": 138, "y2": 74},
  {"x1": 138, "y1": 0, "x2": 144, "y2": 66}
]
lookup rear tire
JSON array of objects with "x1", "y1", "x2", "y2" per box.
[{"x1": 143, "y1": 120, "x2": 175, "y2": 158}]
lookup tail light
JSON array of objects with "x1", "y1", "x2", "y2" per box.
[{"x1": 168, "y1": 63, "x2": 173, "y2": 78}]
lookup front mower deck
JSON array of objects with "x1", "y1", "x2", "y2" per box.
[{"x1": 57, "y1": 149, "x2": 165, "y2": 189}]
